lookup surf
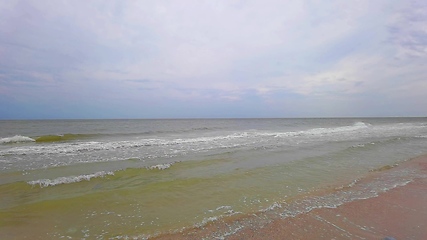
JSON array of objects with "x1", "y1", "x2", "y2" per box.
[
  {"x1": 28, "y1": 171, "x2": 115, "y2": 188},
  {"x1": 34, "y1": 133, "x2": 97, "y2": 143},
  {"x1": 0, "y1": 135, "x2": 35, "y2": 144}
]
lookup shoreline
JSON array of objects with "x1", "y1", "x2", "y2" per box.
[{"x1": 153, "y1": 155, "x2": 427, "y2": 239}]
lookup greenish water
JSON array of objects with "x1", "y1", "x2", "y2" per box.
[{"x1": 1, "y1": 118, "x2": 427, "y2": 238}]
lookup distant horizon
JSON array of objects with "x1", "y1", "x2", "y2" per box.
[
  {"x1": 1, "y1": 116, "x2": 426, "y2": 121},
  {"x1": 1, "y1": 1, "x2": 426, "y2": 119}
]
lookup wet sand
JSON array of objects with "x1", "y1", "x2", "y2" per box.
[
  {"x1": 229, "y1": 175, "x2": 427, "y2": 239},
  {"x1": 154, "y1": 155, "x2": 427, "y2": 240}
]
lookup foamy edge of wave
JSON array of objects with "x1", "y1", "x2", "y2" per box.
[
  {"x1": 0, "y1": 135, "x2": 35, "y2": 144},
  {"x1": 147, "y1": 162, "x2": 178, "y2": 170},
  {"x1": 188, "y1": 167, "x2": 427, "y2": 240},
  {"x1": 28, "y1": 171, "x2": 114, "y2": 188},
  {"x1": 3, "y1": 121, "x2": 422, "y2": 159}
]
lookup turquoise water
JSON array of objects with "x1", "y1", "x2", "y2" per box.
[{"x1": 1, "y1": 118, "x2": 427, "y2": 238}]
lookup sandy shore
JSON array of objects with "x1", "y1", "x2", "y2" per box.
[{"x1": 154, "y1": 155, "x2": 427, "y2": 240}]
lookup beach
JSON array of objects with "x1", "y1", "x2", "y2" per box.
[
  {"x1": 3, "y1": 0, "x2": 427, "y2": 238},
  {"x1": 155, "y1": 155, "x2": 427, "y2": 240},
  {"x1": 1, "y1": 118, "x2": 427, "y2": 239}
]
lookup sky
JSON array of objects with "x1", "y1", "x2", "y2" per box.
[{"x1": 0, "y1": 0, "x2": 426, "y2": 119}]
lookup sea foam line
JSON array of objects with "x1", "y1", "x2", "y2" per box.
[
  {"x1": 147, "y1": 162, "x2": 175, "y2": 170},
  {"x1": 28, "y1": 171, "x2": 114, "y2": 188},
  {"x1": 0, "y1": 135, "x2": 35, "y2": 144}
]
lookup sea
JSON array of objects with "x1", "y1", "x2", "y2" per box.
[{"x1": 1, "y1": 118, "x2": 427, "y2": 239}]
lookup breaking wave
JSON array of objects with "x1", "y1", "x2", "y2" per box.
[
  {"x1": 35, "y1": 134, "x2": 96, "y2": 143},
  {"x1": 304, "y1": 121, "x2": 370, "y2": 135},
  {"x1": 147, "y1": 163, "x2": 175, "y2": 170},
  {"x1": 1, "y1": 133, "x2": 100, "y2": 145},
  {"x1": 2, "y1": 121, "x2": 425, "y2": 171},
  {"x1": 28, "y1": 171, "x2": 114, "y2": 188},
  {"x1": 0, "y1": 135, "x2": 35, "y2": 144}
]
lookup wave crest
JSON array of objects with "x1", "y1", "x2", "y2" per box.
[
  {"x1": 28, "y1": 171, "x2": 114, "y2": 188},
  {"x1": 147, "y1": 163, "x2": 175, "y2": 170},
  {"x1": 0, "y1": 135, "x2": 35, "y2": 144},
  {"x1": 304, "y1": 121, "x2": 370, "y2": 136},
  {"x1": 35, "y1": 134, "x2": 94, "y2": 143}
]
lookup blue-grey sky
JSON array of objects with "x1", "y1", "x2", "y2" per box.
[{"x1": 1, "y1": 0, "x2": 426, "y2": 119}]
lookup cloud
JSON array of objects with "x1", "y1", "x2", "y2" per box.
[
  {"x1": 387, "y1": 1, "x2": 427, "y2": 59},
  {"x1": 0, "y1": 0, "x2": 426, "y2": 118}
]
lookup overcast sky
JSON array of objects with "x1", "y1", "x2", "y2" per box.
[{"x1": 1, "y1": 0, "x2": 426, "y2": 119}]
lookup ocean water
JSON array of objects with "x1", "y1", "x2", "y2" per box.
[{"x1": 1, "y1": 118, "x2": 427, "y2": 238}]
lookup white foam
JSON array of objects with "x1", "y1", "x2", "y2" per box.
[
  {"x1": 28, "y1": 171, "x2": 114, "y2": 188},
  {"x1": 215, "y1": 205, "x2": 232, "y2": 211},
  {"x1": 214, "y1": 225, "x2": 244, "y2": 240},
  {"x1": 0, "y1": 135, "x2": 35, "y2": 144},
  {"x1": 279, "y1": 170, "x2": 425, "y2": 219},
  {"x1": 194, "y1": 216, "x2": 220, "y2": 228},
  {"x1": 147, "y1": 163, "x2": 173, "y2": 170},
  {"x1": 261, "y1": 202, "x2": 282, "y2": 212},
  {"x1": 304, "y1": 122, "x2": 370, "y2": 136},
  {"x1": 2, "y1": 121, "x2": 426, "y2": 172},
  {"x1": 0, "y1": 122, "x2": 370, "y2": 157}
]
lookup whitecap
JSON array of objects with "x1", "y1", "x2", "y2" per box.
[
  {"x1": 147, "y1": 163, "x2": 173, "y2": 170},
  {"x1": 28, "y1": 171, "x2": 114, "y2": 188},
  {"x1": 0, "y1": 135, "x2": 35, "y2": 144}
]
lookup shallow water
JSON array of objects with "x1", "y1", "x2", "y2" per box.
[{"x1": 1, "y1": 118, "x2": 427, "y2": 238}]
